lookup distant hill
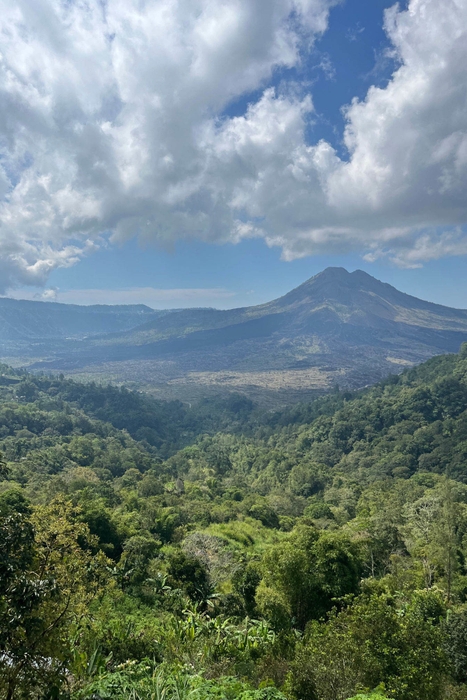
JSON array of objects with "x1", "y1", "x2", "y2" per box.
[
  {"x1": 0, "y1": 297, "x2": 162, "y2": 344},
  {"x1": 5, "y1": 268, "x2": 467, "y2": 402}
]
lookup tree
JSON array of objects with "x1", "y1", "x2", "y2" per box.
[
  {"x1": 0, "y1": 497, "x2": 109, "y2": 700},
  {"x1": 400, "y1": 478, "x2": 465, "y2": 596},
  {"x1": 0, "y1": 451, "x2": 8, "y2": 480},
  {"x1": 259, "y1": 525, "x2": 361, "y2": 629},
  {"x1": 291, "y1": 588, "x2": 447, "y2": 700},
  {"x1": 444, "y1": 608, "x2": 467, "y2": 683},
  {"x1": 167, "y1": 551, "x2": 212, "y2": 604},
  {"x1": 118, "y1": 533, "x2": 160, "y2": 589}
]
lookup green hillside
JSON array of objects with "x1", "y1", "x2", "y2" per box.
[{"x1": 4, "y1": 349, "x2": 467, "y2": 698}]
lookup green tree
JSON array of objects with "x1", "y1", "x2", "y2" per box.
[
  {"x1": 167, "y1": 551, "x2": 212, "y2": 604},
  {"x1": 0, "y1": 498, "x2": 109, "y2": 700},
  {"x1": 259, "y1": 525, "x2": 361, "y2": 629},
  {"x1": 291, "y1": 588, "x2": 447, "y2": 700}
]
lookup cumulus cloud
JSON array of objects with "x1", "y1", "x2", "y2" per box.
[
  {"x1": 206, "y1": 0, "x2": 467, "y2": 266},
  {"x1": 0, "y1": 0, "x2": 466, "y2": 291}
]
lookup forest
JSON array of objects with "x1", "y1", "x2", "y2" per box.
[{"x1": 3, "y1": 347, "x2": 467, "y2": 699}]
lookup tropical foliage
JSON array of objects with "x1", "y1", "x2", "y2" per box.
[{"x1": 4, "y1": 348, "x2": 467, "y2": 697}]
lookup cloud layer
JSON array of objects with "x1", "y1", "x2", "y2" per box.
[{"x1": 0, "y1": 0, "x2": 466, "y2": 291}]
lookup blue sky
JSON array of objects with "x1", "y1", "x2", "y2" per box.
[
  {"x1": 47, "y1": 238, "x2": 467, "y2": 310},
  {"x1": 2, "y1": 0, "x2": 467, "y2": 309}
]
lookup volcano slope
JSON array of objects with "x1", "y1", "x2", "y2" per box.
[{"x1": 15, "y1": 267, "x2": 467, "y2": 404}]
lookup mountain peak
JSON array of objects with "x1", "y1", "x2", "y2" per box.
[
  {"x1": 273, "y1": 266, "x2": 382, "y2": 307},
  {"x1": 311, "y1": 267, "x2": 353, "y2": 286},
  {"x1": 313, "y1": 267, "x2": 379, "y2": 287},
  {"x1": 273, "y1": 266, "x2": 460, "y2": 316},
  {"x1": 315, "y1": 266, "x2": 350, "y2": 278}
]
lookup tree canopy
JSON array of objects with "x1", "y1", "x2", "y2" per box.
[{"x1": 3, "y1": 349, "x2": 467, "y2": 697}]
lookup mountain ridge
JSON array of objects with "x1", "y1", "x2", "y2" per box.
[
  {"x1": 3, "y1": 267, "x2": 467, "y2": 404},
  {"x1": 0, "y1": 296, "x2": 161, "y2": 342}
]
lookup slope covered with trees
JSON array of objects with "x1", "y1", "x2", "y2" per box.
[{"x1": 4, "y1": 348, "x2": 467, "y2": 698}]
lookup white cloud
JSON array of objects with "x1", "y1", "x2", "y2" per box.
[
  {"x1": 0, "y1": 0, "x2": 466, "y2": 291},
  {"x1": 39, "y1": 288, "x2": 58, "y2": 301},
  {"x1": 203, "y1": 0, "x2": 467, "y2": 265}
]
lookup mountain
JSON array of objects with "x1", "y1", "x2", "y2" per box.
[
  {"x1": 5, "y1": 268, "x2": 467, "y2": 403},
  {"x1": 0, "y1": 297, "x2": 164, "y2": 345}
]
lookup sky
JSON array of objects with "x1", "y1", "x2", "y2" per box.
[{"x1": 1, "y1": 0, "x2": 467, "y2": 309}]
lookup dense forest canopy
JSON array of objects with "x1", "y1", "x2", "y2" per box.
[{"x1": 3, "y1": 348, "x2": 467, "y2": 698}]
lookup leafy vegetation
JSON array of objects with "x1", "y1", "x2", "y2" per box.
[{"x1": 4, "y1": 348, "x2": 467, "y2": 697}]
